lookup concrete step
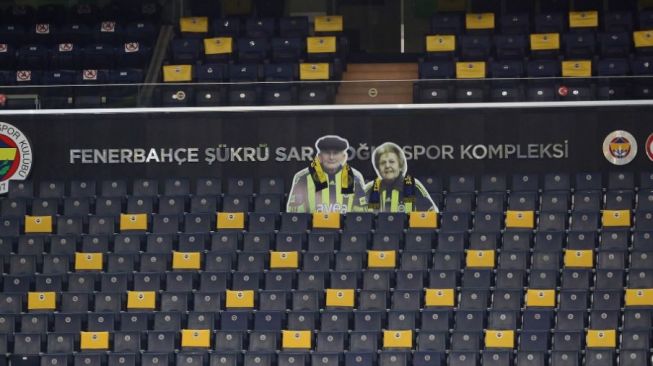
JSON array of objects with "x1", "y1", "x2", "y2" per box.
[{"x1": 336, "y1": 63, "x2": 417, "y2": 104}]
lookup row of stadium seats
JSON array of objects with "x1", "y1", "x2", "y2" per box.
[
  {"x1": 427, "y1": 11, "x2": 653, "y2": 35},
  {"x1": 2, "y1": 190, "x2": 650, "y2": 216},
  {"x1": 0, "y1": 2, "x2": 159, "y2": 110},
  {"x1": 1, "y1": 350, "x2": 650, "y2": 366},
  {"x1": 0, "y1": 210, "x2": 650, "y2": 235},
  {"x1": 413, "y1": 81, "x2": 652, "y2": 103},
  {"x1": 168, "y1": 36, "x2": 346, "y2": 64},
  {"x1": 0, "y1": 326, "x2": 644, "y2": 351},
  {"x1": 424, "y1": 32, "x2": 653, "y2": 60},
  {"x1": 418, "y1": 59, "x2": 653, "y2": 79},
  {"x1": 2, "y1": 206, "x2": 653, "y2": 235},
  {"x1": 0, "y1": 272, "x2": 650, "y2": 303},
  {"x1": 0, "y1": 244, "x2": 653, "y2": 274},
  {"x1": 0, "y1": 21, "x2": 159, "y2": 45},
  {"x1": 0, "y1": 68, "x2": 146, "y2": 85},
  {"x1": 0, "y1": 226, "x2": 648, "y2": 250},
  {"x1": 0, "y1": 272, "x2": 649, "y2": 301},
  {"x1": 177, "y1": 15, "x2": 343, "y2": 39},
  {"x1": 4, "y1": 172, "x2": 647, "y2": 198},
  {"x1": 0, "y1": 300, "x2": 649, "y2": 331},
  {"x1": 162, "y1": 63, "x2": 339, "y2": 83},
  {"x1": 1, "y1": 308, "x2": 635, "y2": 332},
  {"x1": 2, "y1": 176, "x2": 653, "y2": 200},
  {"x1": 414, "y1": 82, "x2": 653, "y2": 102},
  {"x1": 414, "y1": 58, "x2": 653, "y2": 102},
  {"x1": 0, "y1": 230, "x2": 651, "y2": 264},
  {"x1": 156, "y1": 83, "x2": 337, "y2": 107},
  {"x1": 0, "y1": 3, "x2": 161, "y2": 25},
  {"x1": 0, "y1": 42, "x2": 152, "y2": 70}
]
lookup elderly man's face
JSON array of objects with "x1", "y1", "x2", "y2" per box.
[
  {"x1": 378, "y1": 151, "x2": 401, "y2": 181},
  {"x1": 319, "y1": 149, "x2": 346, "y2": 173}
]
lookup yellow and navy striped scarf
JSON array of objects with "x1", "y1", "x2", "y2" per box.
[
  {"x1": 308, "y1": 157, "x2": 354, "y2": 194},
  {"x1": 368, "y1": 174, "x2": 415, "y2": 209}
]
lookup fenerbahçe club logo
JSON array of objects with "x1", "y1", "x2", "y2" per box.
[
  {"x1": 603, "y1": 130, "x2": 637, "y2": 165},
  {"x1": 0, "y1": 122, "x2": 32, "y2": 194}
]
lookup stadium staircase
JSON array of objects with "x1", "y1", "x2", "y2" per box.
[{"x1": 335, "y1": 63, "x2": 417, "y2": 104}]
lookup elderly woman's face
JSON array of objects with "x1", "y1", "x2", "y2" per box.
[{"x1": 378, "y1": 151, "x2": 401, "y2": 181}]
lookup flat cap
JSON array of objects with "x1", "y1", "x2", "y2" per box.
[{"x1": 316, "y1": 135, "x2": 349, "y2": 152}]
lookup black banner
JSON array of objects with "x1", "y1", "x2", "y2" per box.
[{"x1": 3, "y1": 105, "x2": 653, "y2": 184}]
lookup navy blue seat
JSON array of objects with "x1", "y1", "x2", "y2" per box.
[
  {"x1": 639, "y1": 10, "x2": 653, "y2": 30},
  {"x1": 197, "y1": 63, "x2": 225, "y2": 82},
  {"x1": 500, "y1": 13, "x2": 530, "y2": 34},
  {"x1": 527, "y1": 59, "x2": 560, "y2": 78},
  {"x1": 42, "y1": 70, "x2": 76, "y2": 108},
  {"x1": 211, "y1": 17, "x2": 241, "y2": 37},
  {"x1": 13, "y1": 70, "x2": 42, "y2": 86},
  {"x1": 125, "y1": 21, "x2": 158, "y2": 42},
  {"x1": 494, "y1": 34, "x2": 527, "y2": 59},
  {"x1": 170, "y1": 38, "x2": 201, "y2": 64},
  {"x1": 94, "y1": 20, "x2": 124, "y2": 43},
  {"x1": 599, "y1": 32, "x2": 631, "y2": 57},
  {"x1": 110, "y1": 68, "x2": 144, "y2": 83},
  {"x1": 271, "y1": 37, "x2": 303, "y2": 62},
  {"x1": 16, "y1": 44, "x2": 48, "y2": 69},
  {"x1": 81, "y1": 43, "x2": 116, "y2": 68},
  {"x1": 75, "y1": 69, "x2": 109, "y2": 84},
  {"x1": 7, "y1": 5, "x2": 35, "y2": 25},
  {"x1": 279, "y1": 16, "x2": 309, "y2": 38},
  {"x1": 345, "y1": 352, "x2": 376, "y2": 366},
  {"x1": 490, "y1": 60, "x2": 525, "y2": 78},
  {"x1": 245, "y1": 18, "x2": 275, "y2": 38},
  {"x1": 460, "y1": 35, "x2": 492, "y2": 60},
  {"x1": 264, "y1": 63, "x2": 296, "y2": 81},
  {"x1": 26, "y1": 23, "x2": 55, "y2": 44},
  {"x1": 631, "y1": 57, "x2": 653, "y2": 76},
  {"x1": 237, "y1": 37, "x2": 270, "y2": 63},
  {"x1": 430, "y1": 13, "x2": 464, "y2": 34},
  {"x1": 117, "y1": 42, "x2": 152, "y2": 68},
  {"x1": 42, "y1": 69, "x2": 76, "y2": 85},
  {"x1": 0, "y1": 24, "x2": 27, "y2": 45},
  {"x1": 603, "y1": 11, "x2": 633, "y2": 32},
  {"x1": 563, "y1": 32, "x2": 596, "y2": 58},
  {"x1": 55, "y1": 23, "x2": 91, "y2": 44},
  {"x1": 70, "y1": 3, "x2": 100, "y2": 24},
  {"x1": 51, "y1": 42, "x2": 81, "y2": 69},
  {"x1": 229, "y1": 63, "x2": 260, "y2": 82},
  {"x1": 36, "y1": 4, "x2": 67, "y2": 24},
  {"x1": 534, "y1": 13, "x2": 566, "y2": 33}
]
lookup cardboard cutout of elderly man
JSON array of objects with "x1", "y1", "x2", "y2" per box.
[
  {"x1": 365, "y1": 142, "x2": 439, "y2": 212},
  {"x1": 287, "y1": 135, "x2": 368, "y2": 213}
]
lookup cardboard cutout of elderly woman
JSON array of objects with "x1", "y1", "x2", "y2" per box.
[
  {"x1": 365, "y1": 142, "x2": 439, "y2": 212},
  {"x1": 287, "y1": 135, "x2": 368, "y2": 213}
]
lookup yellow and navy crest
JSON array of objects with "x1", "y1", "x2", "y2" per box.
[{"x1": 603, "y1": 130, "x2": 637, "y2": 165}]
